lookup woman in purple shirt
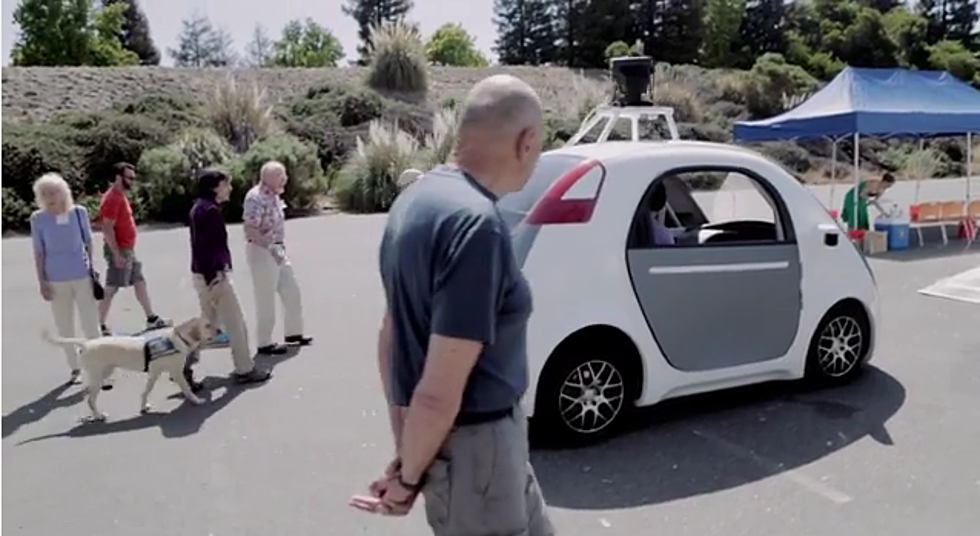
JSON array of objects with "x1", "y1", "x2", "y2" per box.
[
  {"x1": 30, "y1": 173, "x2": 101, "y2": 384},
  {"x1": 188, "y1": 169, "x2": 270, "y2": 385}
]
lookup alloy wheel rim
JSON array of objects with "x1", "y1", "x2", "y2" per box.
[
  {"x1": 558, "y1": 359, "x2": 626, "y2": 434},
  {"x1": 817, "y1": 316, "x2": 864, "y2": 377}
]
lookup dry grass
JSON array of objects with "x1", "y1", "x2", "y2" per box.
[{"x1": 209, "y1": 75, "x2": 277, "y2": 153}]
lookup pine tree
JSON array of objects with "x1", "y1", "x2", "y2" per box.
[
  {"x1": 342, "y1": 0, "x2": 414, "y2": 64},
  {"x1": 494, "y1": 0, "x2": 558, "y2": 65},
  {"x1": 658, "y1": 0, "x2": 705, "y2": 65},
  {"x1": 577, "y1": 0, "x2": 636, "y2": 68},
  {"x1": 102, "y1": 0, "x2": 159, "y2": 65},
  {"x1": 738, "y1": 0, "x2": 788, "y2": 62},
  {"x1": 916, "y1": 0, "x2": 979, "y2": 46},
  {"x1": 168, "y1": 13, "x2": 236, "y2": 67}
]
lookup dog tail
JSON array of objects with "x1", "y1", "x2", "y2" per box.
[{"x1": 41, "y1": 329, "x2": 90, "y2": 350}]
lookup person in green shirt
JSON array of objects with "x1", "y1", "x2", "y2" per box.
[{"x1": 841, "y1": 172, "x2": 896, "y2": 230}]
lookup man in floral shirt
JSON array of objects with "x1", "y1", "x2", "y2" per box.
[{"x1": 243, "y1": 161, "x2": 313, "y2": 355}]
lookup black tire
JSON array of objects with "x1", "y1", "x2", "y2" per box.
[
  {"x1": 532, "y1": 338, "x2": 641, "y2": 447},
  {"x1": 805, "y1": 302, "x2": 871, "y2": 384}
]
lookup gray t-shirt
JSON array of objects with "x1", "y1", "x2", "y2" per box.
[{"x1": 379, "y1": 167, "x2": 533, "y2": 413}]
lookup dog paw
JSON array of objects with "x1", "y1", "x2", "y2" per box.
[
  {"x1": 80, "y1": 413, "x2": 108, "y2": 424},
  {"x1": 188, "y1": 396, "x2": 206, "y2": 406}
]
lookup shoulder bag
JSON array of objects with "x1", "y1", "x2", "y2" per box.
[{"x1": 75, "y1": 208, "x2": 105, "y2": 300}]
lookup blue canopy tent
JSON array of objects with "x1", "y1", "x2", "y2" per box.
[{"x1": 733, "y1": 67, "x2": 980, "y2": 225}]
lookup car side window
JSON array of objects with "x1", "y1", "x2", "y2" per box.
[
  {"x1": 636, "y1": 168, "x2": 789, "y2": 248},
  {"x1": 577, "y1": 117, "x2": 608, "y2": 144},
  {"x1": 606, "y1": 117, "x2": 633, "y2": 141}
]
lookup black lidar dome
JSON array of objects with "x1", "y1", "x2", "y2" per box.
[{"x1": 609, "y1": 56, "x2": 653, "y2": 106}]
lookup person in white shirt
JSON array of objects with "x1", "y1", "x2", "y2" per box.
[{"x1": 242, "y1": 161, "x2": 313, "y2": 355}]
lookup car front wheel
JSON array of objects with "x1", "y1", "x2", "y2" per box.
[
  {"x1": 806, "y1": 303, "x2": 871, "y2": 383},
  {"x1": 533, "y1": 342, "x2": 639, "y2": 446}
]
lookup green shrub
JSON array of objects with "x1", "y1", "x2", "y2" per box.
[
  {"x1": 116, "y1": 94, "x2": 206, "y2": 133},
  {"x1": 210, "y1": 76, "x2": 277, "y2": 153},
  {"x1": 677, "y1": 122, "x2": 730, "y2": 143},
  {"x1": 605, "y1": 41, "x2": 631, "y2": 61},
  {"x1": 335, "y1": 121, "x2": 423, "y2": 212},
  {"x1": 742, "y1": 53, "x2": 818, "y2": 119},
  {"x1": 234, "y1": 133, "x2": 326, "y2": 218},
  {"x1": 366, "y1": 21, "x2": 428, "y2": 94},
  {"x1": 139, "y1": 129, "x2": 234, "y2": 222},
  {"x1": 654, "y1": 84, "x2": 703, "y2": 122},
  {"x1": 2, "y1": 188, "x2": 34, "y2": 233},
  {"x1": 83, "y1": 114, "x2": 170, "y2": 193},
  {"x1": 757, "y1": 142, "x2": 813, "y2": 174},
  {"x1": 543, "y1": 115, "x2": 579, "y2": 149},
  {"x1": 1, "y1": 123, "x2": 87, "y2": 201}
]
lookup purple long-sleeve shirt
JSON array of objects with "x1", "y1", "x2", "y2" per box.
[{"x1": 189, "y1": 197, "x2": 231, "y2": 285}]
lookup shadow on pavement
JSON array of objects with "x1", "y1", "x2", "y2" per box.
[
  {"x1": 14, "y1": 348, "x2": 301, "y2": 444},
  {"x1": 2, "y1": 382, "x2": 85, "y2": 439},
  {"x1": 531, "y1": 366, "x2": 904, "y2": 510}
]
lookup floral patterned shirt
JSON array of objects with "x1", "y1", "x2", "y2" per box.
[{"x1": 243, "y1": 184, "x2": 286, "y2": 245}]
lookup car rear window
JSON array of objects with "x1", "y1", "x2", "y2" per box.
[{"x1": 498, "y1": 153, "x2": 587, "y2": 228}]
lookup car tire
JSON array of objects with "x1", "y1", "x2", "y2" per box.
[
  {"x1": 805, "y1": 303, "x2": 871, "y2": 384},
  {"x1": 533, "y1": 339, "x2": 640, "y2": 447}
]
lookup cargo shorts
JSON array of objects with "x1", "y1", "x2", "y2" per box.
[
  {"x1": 422, "y1": 407, "x2": 555, "y2": 536},
  {"x1": 104, "y1": 248, "x2": 144, "y2": 288}
]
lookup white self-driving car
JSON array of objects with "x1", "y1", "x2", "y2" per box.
[{"x1": 498, "y1": 140, "x2": 879, "y2": 444}]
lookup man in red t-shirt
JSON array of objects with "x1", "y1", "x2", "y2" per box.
[{"x1": 98, "y1": 162, "x2": 171, "y2": 334}]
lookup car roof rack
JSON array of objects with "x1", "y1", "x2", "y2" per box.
[{"x1": 566, "y1": 56, "x2": 681, "y2": 145}]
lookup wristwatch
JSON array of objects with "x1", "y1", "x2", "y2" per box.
[{"x1": 392, "y1": 458, "x2": 425, "y2": 492}]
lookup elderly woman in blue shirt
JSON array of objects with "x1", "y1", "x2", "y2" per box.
[
  {"x1": 188, "y1": 169, "x2": 271, "y2": 386},
  {"x1": 30, "y1": 173, "x2": 102, "y2": 385}
]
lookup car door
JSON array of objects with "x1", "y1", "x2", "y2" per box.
[{"x1": 626, "y1": 167, "x2": 802, "y2": 372}]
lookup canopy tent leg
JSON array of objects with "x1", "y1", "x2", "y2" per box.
[
  {"x1": 829, "y1": 138, "x2": 837, "y2": 211},
  {"x1": 968, "y1": 132, "x2": 973, "y2": 202},
  {"x1": 915, "y1": 138, "x2": 925, "y2": 204},
  {"x1": 852, "y1": 132, "x2": 860, "y2": 232}
]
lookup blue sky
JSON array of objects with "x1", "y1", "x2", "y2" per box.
[{"x1": 1, "y1": 0, "x2": 498, "y2": 66}]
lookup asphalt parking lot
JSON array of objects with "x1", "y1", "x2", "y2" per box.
[{"x1": 3, "y1": 215, "x2": 979, "y2": 536}]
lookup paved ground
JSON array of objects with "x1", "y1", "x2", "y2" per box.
[{"x1": 3, "y1": 215, "x2": 979, "y2": 536}]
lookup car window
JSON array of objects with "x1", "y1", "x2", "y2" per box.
[
  {"x1": 498, "y1": 153, "x2": 588, "y2": 229},
  {"x1": 575, "y1": 117, "x2": 608, "y2": 144},
  {"x1": 606, "y1": 117, "x2": 633, "y2": 141},
  {"x1": 636, "y1": 169, "x2": 787, "y2": 248}
]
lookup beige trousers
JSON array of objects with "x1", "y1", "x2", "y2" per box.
[
  {"x1": 49, "y1": 278, "x2": 101, "y2": 371},
  {"x1": 245, "y1": 243, "x2": 303, "y2": 347},
  {"x1": 192, "y1": 273, "x2": 254, "y2": 374}
]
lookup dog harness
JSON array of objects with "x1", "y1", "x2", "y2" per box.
[{"x1": 142, "y1": 334, "x2": 187, "y2": 372}]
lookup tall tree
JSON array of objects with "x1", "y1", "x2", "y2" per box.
[
  {"x1": 577, "y1": 0, "x2": 636, "y2": 68},
  {"x1": 426, "y1": 23, "x2": 488, "y2": 66},
  {"x1": 917, "y1": 0, "x2": 979, "y2": 49},
  {"x1": 169, "y1": 13, "x2": 237, "y2": 67},
  {"x1": 11, "y1": 0, "x2": 137, "y2": 66},
  {"x1": 738, "y1": 0, "x2": 789, "y2": 64},
  {"x1": 270, "y1": 18, "x2": 345, "y2": 67},
  {"x1": 494, "y1": 0, "x2": 558, "y2": 65},
  {"x1": 244, "y1": 24, "x2": 273, "y2": 67},
  {"x1": 102, "y1": 0, "x2": 159, "y2": 65},
  {"x1": 701, "y1": 0, "x2": 746, "y2": 67},
  {"x1": 12, "y1": 0, "x2": 95, "y2": 65},
  {"x1": 658, "y1": 0, "x2": 705, "y2": 65},
  {"x1": 342, "y1": 0, "x2": 414, "y2": 63}
]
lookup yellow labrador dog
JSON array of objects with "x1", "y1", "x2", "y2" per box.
[{"x1": 42, "y1": 317, "x2": 213, "y2": 421}]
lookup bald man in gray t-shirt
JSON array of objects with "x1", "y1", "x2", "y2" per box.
[{"x1": 353, "y1": 75, "x2": 554, "y2": 536}]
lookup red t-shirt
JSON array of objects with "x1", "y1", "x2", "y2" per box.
[{"x1": 99, "y1": 188, "x2": 137, "y2": 249}]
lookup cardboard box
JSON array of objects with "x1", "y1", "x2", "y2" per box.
[{"x1": 863, "y1": 230, "x2": 888, "y2": 254}]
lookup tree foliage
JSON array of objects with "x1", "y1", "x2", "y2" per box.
[
  {"x1": 270, "y1": 18, "x2": 345, "y2": 67},
  {"x1": 102, "y1": 0, "x2": 159, "y2": 65},
  {"x1": 11, "y1": 0, "x2": 138, "y2": 66},
  {"x1": 488, "y1": 0, "x2": 980, "y2": 84},
  {"x1": 168, "y1": 13, "x2": 237, "y2": 67},
  {"x1": 426, "y1": 23, "x2": 488, "y2": 66},
  {"x1": 343, "y1": 0, "x2": 415, "y2": 64}
]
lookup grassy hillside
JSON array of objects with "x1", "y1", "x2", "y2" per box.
[{"x1": 3, "y1": 60, "x2": 974, "y2": 233}]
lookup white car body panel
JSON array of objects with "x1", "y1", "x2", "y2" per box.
[{"x1": 518, "y1": 141, "x2": 879, "y2": 418}]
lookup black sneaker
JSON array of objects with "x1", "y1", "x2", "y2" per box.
[
  {"x1": 285, "y1": 335, "x2": 313, "y2": 347},
  {"x1": 146, "y1": 316, "x2": 173, "y2": 330},
  {"x1": 100, "y1": 325, "x2": 112, "y2": 336},
  {"x1": 233, "y1": 368, "x2": 271, "y2": 385},
  {"x1": 257, "y1": 343, "x2": 289, "y2": 355}
]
